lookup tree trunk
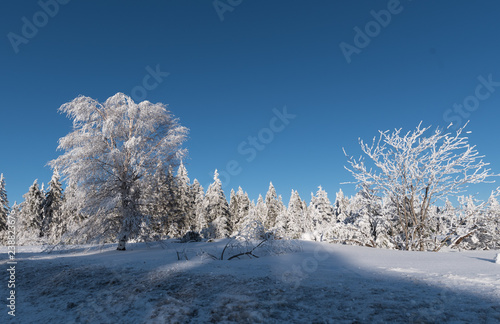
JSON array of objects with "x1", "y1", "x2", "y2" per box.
[{"x1": 117, "y1": 233, "x2": 127, "y2": 251}]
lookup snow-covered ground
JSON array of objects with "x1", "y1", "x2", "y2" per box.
[{"x1": 1, "y1": 240, "x2": 499, "y2": 323}]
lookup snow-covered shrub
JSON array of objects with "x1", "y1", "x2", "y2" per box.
[{"x1": 180, "y1": 231, "x2": 202, "y2": 243}]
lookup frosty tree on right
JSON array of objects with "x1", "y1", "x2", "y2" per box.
[{"x1": 345, "y1": 122, "x2": 497, "y2": 251}]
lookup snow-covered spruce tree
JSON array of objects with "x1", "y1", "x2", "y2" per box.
[
  {"x1": 265, "y1": 182, "x2": 282, "y2": 230},
  {"x1": 254, "y1": 194, "x2": 267, "y2": 226},
  {"x1": 42, "y1": 169, "x2": 64, "y2": 242},
  {"x1": 285, "y1": 190, "x2": 306, "y2": 239},
  {"x1": 484, "y1": 194, "x2": 500, "y2": 249},
  {"x1": 0, "y1": 174, "x2": 9, "y2": 232},
  {"x1": 19, "y1": 180, "x2": 44, "y2": 243},
  {"x1": 203, "y1": 170, "x2": 230, "y2": 239},
  {"x1": 50, "y1": 93, "x2": 188, "y2": 250},
  {"x1": 191, "y1": 179, "x2": 206, "y2": 232},
  {"x1": 374, "y1": 195, "x2": 397, "y2": 249},
  {"x1": 345, "y1": 185, "x2": 393, "y2": 248},
  {"x1": 1, "y1": 203, "x2": 19, "y2": 244},
  {"x1": 237, "y1": 197, "x2": 257, "y2": 230},
  {"x1": 309, "y1": 186, "x2": 335, "y2": 242},
  {"x1": 175, "y1": 162, "x2": 194, "y2": 234},
  {"x1": 432, "y1": 198, "x2": 458, "y2": 248},
  {"x1": 274, "y1": 194, "x2": 287, "y2": 234},
  {"x1": 233, "y1": 186, "x2": 251, "y2": 232},
  {"x1": 229, "y1": 188, "x2": 238, "y2": 234},
  {"x1": 237, "y1": 208, "x2": 267, "y2": 240},
  {"x1": 274, "y1": 206, "x2": 288, "y2": 238},
  {"x1": 454, "y1": 193, "x2": 500, "y2": 250},
  {"x1": 454, "y1": 195, "x2": 482, "y2": 249},
  {"x1": 345, "y1": 122, "x2": 496, "y2": 251},
  {"x1": 145, "y1": 164, "x2": 175, "y2": 238},
  {"x1": 334, "y1": 189, "x2": 351, "y2": 223}
]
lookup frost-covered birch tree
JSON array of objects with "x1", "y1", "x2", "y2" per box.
[
  {"x1": 50, "y1": 93, "x2": 188, "y2": 250},
  {"x1": 345, "y1": 122, "x2": 496, "y2": 251}
]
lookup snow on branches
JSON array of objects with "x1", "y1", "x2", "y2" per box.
[
  {"x1": 50, "y1": 93, "x2": 188, "y2": 250},
  {"x1": 344, "y1": 122, "x2": 497, "y2": 251}
]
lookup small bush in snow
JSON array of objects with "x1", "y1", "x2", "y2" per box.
[{"x1": 180, "y1": 231, "x2": 202, "y2": 243}]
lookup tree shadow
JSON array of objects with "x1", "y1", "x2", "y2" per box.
[{"x1": 469, "y1": 256, "x2": 496, "y2": 264}]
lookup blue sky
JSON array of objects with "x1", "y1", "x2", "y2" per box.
[{"x1": 1, "y1": 0, "x2": 500, "y2": 206}]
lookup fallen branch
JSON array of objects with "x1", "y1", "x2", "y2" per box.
[
  {"x1": 451, "y1": 228, "x2": 477, "y2": 248},
  {"x1": 227, "y1": 239, "x2": 267, "y2": 261}
]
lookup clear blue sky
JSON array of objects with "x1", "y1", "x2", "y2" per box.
[{"x1": 1, "y1": 0, "x2": 500, "y2": 206}]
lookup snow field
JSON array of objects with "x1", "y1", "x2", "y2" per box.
[{"x1": 1, "y1": 240, "x2": 499, "y2": 323}]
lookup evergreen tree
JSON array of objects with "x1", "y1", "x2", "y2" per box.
[
  {"x1": 237, "y1": 197, "x2": 257, "y2": 232},
  {"x1": 265, "y1": 182, "x2": 281, "y2": 230},
  {"x1": 459, "y1": 193, "x2": 500, "y2": 250},
  {"x1": 191, "y1": 179, "x2": 205, "y2": 232},
  {"x1": 432, "y1": 198, "x2": 457, "y2": 247},
  {"x1": 286, "y1": 190, "x2": 306, "y2": 238},
  {"x1": 42, "y1": 169, "x2": 64, "y2": 240},
  {"x1": 1, "y1": 203, "x2": 19, "y2": 244},
  {"x1": 147, "y1": 165, "x2": 181, "y2": 237},
  {"x1": 485, "y1": 194, "x2": 500, "y2": 249},
  {"x1": 334, "y1": 189, "x2": 351, "y2": 223},
  {"x1": 234, "y1": 187, "x2": 251, "y2": 231},
  {"x1": 0, "y1": 174, "x2": 9, "y2": 232},
  {"x1": 454, "y1": 195, "x2": 485, "y2": 250},
  {"x1": 20, "y1": 180, "x2": 44, "y2": 241},
  {"x1": 309, "y1": 186, "x2": 335, "y2": 241},
  {"x1": 164, "y1": 166, "x2": 181, "y2": 237},
  {"x1": 228, "y1": 189, "x2": 238, "y2": 234},
  {"x1": 254, "y1": 194, "x2": 267, "y2": 225},
  {"x1": 176, "y1": 162, "x2": 194, "y2": 233},
  {"x1": 147, "y1": 164, "x2": 170, "y2": 237},
  {"x1": 203, "y1": 170, "x2": 230, "y2": 238}
]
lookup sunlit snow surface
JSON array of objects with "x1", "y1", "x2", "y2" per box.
[{"x1": 1, "y1": 240, "x2": 499, "y2": 323}]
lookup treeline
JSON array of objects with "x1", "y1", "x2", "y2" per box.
[
  {"x1": 2, "y1": 94, "x2": 499, "y2": 252},
  {"x1": 1, "y1": 165, "x2": 499, "y2": 251}
]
